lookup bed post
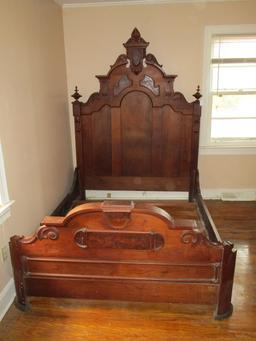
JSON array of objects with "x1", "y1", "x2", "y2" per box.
[
  {"x1": 215, "y1": 242, "x2": 237, "y2": 320},
  {"x1": 9, "y1": 236, "x2": 29, "y2": 311},
  {"x1": 72, "y1": 87, "x2": 85, "y2": 200},
  {"x1": 189, "y1": 86, "x2": 202, "y2": 202}
]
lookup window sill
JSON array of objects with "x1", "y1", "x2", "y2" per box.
[
  {"x1": 0, "y1": 201, "x2": 14, "y2": 225},
  {"x1": 200, "y1": 145, "x2": 256, "y2": 155}
]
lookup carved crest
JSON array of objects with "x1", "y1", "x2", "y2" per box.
[{"x1": 123, "y1": 28, "x2": 149, "y2": 75}]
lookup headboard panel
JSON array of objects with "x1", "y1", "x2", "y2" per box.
[{"x1": 72, "y1": 28, "x2": 201, "y2": 199}]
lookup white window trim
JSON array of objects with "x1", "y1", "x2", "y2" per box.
[
  {"x1": 200, "y1": 24, "x2": 256, "y2": 155},
  {"x1": 0, "y1": 142, "x2": 14, "y2": 224}
]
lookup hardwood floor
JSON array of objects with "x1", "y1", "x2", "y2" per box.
[{"x1": 1, "y1": 200, "x2": 255, "y2": 341}]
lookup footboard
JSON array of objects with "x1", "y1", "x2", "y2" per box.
[{"x1": 9, "y1": 201, "x2": 236, "y2": 319}]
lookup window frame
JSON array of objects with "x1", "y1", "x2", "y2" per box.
[
  {"x1": 200, "y1": 25, "x2": 256, "y2": 155},
  {"x1": 0, "y1": 141, "x2": 14, "y2": 224}
]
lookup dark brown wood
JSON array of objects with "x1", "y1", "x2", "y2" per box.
[
  {"x1": 2, "y1": 201, "x2": 255, "y2": 341},
  {"x1": 9, "y1": 28, "x2": 236, "y2": 320},
  {"x1": 73, "y1": 228, "x2": 165, "y2": 250},
  {"x1": 10, "y1": 200, "x2": 235, "y2": 318},
  {"x1": 84, "y1": 175, "x2": 189, "y2": 191},
  {"x1": 51, "y1": 168, "x2": 81, "y2": 216},
  {"x1": 72, "y1": 28, "x2": 196, "y2": 194}
]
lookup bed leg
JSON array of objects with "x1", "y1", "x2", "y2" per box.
[
  {"x1": 214, "y1": 242, "x2": 236, "y2": 320},
  {"x1": 9, "y1": 237, "x2": 29, "y2": 312},
  {"x1": 14, "y1": 298, "x2": 30, "y2": 312}
]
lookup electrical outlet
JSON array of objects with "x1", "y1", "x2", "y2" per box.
[
  {"x1": 107, "y1": 192, "x2": 111, "y2": 198},
  {"x1": 1, "y1": 246, "x2": 8, "y2": 263}
]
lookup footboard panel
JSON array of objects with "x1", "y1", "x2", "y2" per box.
[
  {"x1": 26, "y1": 277, "x2": 218, "y2": 304},
  {"x1": 10, "y1": 201, "x2": 236, "y2": 318}
]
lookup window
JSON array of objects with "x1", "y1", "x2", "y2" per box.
[
  {"x1": 201, "y1": 26, "x2": 256, "y2": 153},
  {"x1": 0, "y1": 141, "x2": 13, "y2": 224}
]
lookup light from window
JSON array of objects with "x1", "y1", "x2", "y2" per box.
[
  {"x1": 210, "y1": 35, "x2": 256, "y2": 140},
  {"x1": 0, "y1": 142, "x2": 10, "y2": 207}
]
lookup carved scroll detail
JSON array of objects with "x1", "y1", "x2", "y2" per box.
[
  {"x1": 21, "y1": 226, "x2": 59, "y2": 244},
  {"x1": 145, "y1": 53, "x2": 162, "y2": 67},
  {"x1": 140, "y1": 75, "x2": 160, "y2": 96},
  {"x1": 37, "y1": 226, "x2": 59, "y2": 240},
  {"x1": 113, "y1": 75, "x2": 132, "y2": 96},
  {"x1": 181, "y1": 231, "x2": 202, "y2": 245},
  {"x1": 181, "y1": 231, "x2": 220, "y2": 247},
  {"x1": 110, "y1": 54, "x2": 129, "y2": 69}
]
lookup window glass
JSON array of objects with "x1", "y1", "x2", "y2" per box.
[
  {"x1": 209, "y1": 34, "x2": 256, "y2": 141},
  {"x1": 212, "y1": 94, "x2": 256, "y2": 118},
  {"x1": 211, "y1": 118, "x2": 256, "y2": 138},
  {"x1": 211, "y1": 64, "x2": 256, "y2": 92},
  {"x1": 212, "y1": 37, "x2": 256, "y2": 59}
]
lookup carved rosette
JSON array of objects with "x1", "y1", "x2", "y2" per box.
[{"x1": 123, "y1": 28, "x2": 149, "y2": 75}]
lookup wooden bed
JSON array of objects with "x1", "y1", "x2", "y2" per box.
[{"x1": 10, "y1": 28, "x2": 236, "y2": 320}]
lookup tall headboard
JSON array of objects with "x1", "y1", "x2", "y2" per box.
[{"x1": 72, "y1": 28, "x2": 202, "y2": 200}]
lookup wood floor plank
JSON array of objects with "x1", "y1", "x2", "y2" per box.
[{"x1": 0, "y1": 200, "x2": 255, "y2": 341}]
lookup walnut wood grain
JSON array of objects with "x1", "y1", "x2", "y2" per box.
[
  {"x1": 10, "y1": 201, "x2": 235, "y2": 319},
  {"x1": 2, "y1": 201, "x2": 254, "y2": 341},
  {"x1": 9, "y1": 29, "x2": 234, "y2": 321},
  {"x1": 72, "y1": 28, "x2": 198, "y2": 196}
]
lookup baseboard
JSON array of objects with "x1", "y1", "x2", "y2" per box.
[
  {"x1": 86, "y1": 190, "x2": 189, "y2": 200},
  {"x1": 0, "y1": 278, "x2": 15, "y2": 321},
  {"x1": 202, "y1": 188, "x2": 256, "y2": 201},
  {"x1": 86, "y1": 189, "x2": 256, "y2": 201}
]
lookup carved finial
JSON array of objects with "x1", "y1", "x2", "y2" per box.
[
  {"x1": 71, "y1": 86, "x2": 82, "y2": 102},
  {"x1": 123, "y1": 28, "x2": 149, "y2": 75},
  {"x1": 131, "y1": 28, "x2": 141, "y2": 41},
  {"x1": 193, "y1": 85, "x2": 202, "y2": 101}
]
